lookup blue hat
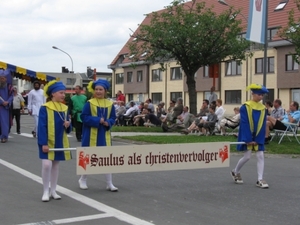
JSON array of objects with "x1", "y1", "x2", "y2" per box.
[
  {"x1": 44, "y1": 81, "x2": 66, "y2": 97},
  {"x1": 246, "y1": 84, "x2": 269, "y2": 94},
  {"x1": 0, "y1": 69, "x2": 10, "y2": 77},
  {"x1": 93, "y1": 79, "x2": 110, "y2": 90}
]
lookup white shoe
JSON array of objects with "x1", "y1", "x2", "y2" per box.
[
  {"x1": 42, "y1": 192, "x2": 50, "y2": 202},
  {"x1": 106, "y1": 185, "x2": 118, "y2": 192},
  {"x1": 50, "y1": 192, "x2": 61, "y2": 200},
  {"x1": 78, "y1": 179, "x2": 88, "y2": 190}
]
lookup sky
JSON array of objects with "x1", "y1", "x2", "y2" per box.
[{"x1": 0, "y1": 0, "x2": 172, "y2": 74}]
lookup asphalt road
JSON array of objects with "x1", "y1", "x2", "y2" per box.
[{"x1": 0, "y1": 115, "x2": 300, "y2": 225}]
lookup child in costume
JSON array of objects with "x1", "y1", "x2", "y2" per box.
[
  {"x1": 231, "y1": 84, "x2": 269, "y2": 189},
  {"x1": 78, "y1": 79, "x2": 118, "y2": 192},
  {"x1": 38, "y1": 81, "x2": 72, "y2": 202}
]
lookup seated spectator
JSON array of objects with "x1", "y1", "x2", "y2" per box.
[
  {"x1": 138, "y1": 102, "x2": 145, "y2": 114},
  {"x1": 265, "y1": 101, "x2": 300, "y2": 143},
  {"x1": 145, "y1": 98, "x2": 155, "y2": 113},
  {"x1": 198, "y1": 105, "x2": 217, "y2": 135},
  {"x1": 118, "y1": 101, "x2": 139, "y2": 126},
  {"x1": 156, "y1": 103, "x2": 166, "y2": 119},
  {"x1": 219, "y1": 107, "x2": 240, "y2": 136},
  {"x1": 265, "y1": 100, "x2": 273, "y2": 116},
  {"x1": 133, "y1": 107, "x2": 149, "y2": 126},
  {"x1": 144, "y1": 109, "x2": 162, "y2": 127},
  {"x1": 161, "y1": 98, "x2": 183, "y2": 124},
  {"x1": 176, "y1": 106, "x2": 194, "y2": 128},
  {"x1": 115, "y1": 101, "x2": 126, "y2": 125},
  {"x1": 270, "y1": 99, "x2": 285, "y2": 119}
]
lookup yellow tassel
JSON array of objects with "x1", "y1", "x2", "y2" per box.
[{"x1": 87, "y1": 81, "x2": 94, "y2": 94}]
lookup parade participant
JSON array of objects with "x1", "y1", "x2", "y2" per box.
[
  {"x1": 69, "y1": 85, "x2": 87, "y2": 142},
  {"x1": 27, "y1": 81, "x2": 45, "y2": 137},
  {"x1": 78, "y1": 79, "x2": 118, "y2": 192},
  {"x1": 38, "y1": 80, "x2": 72, "y2": 202},
  {"x1": 0, "y1": 69, "x2": 13, "y2": 143},
  {"x1": 12, "y1": 86, "x2": 25, "y2": 134},
  {"x1": 231, "y1": 84, "x2": 269, "y2": 189}
]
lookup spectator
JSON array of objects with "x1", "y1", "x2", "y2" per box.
[
  {"x1": 265, "y1": 101, "x2": 300, "y2": 143},
  {"x1": 265, "y1": 100, "x2": 273, "y2": 116},
  {"x1": 145, "y1": 98, "x2": 155, "y2": 113},
  {"x1": 144, "y1": 110, "x2": 162, "y2": 127},
  {"x1": 198, "y1": 105, "x2": 218, "y2": 136},
  {"x1": 161, "y1": 98, "x2": 183, "y2": 124},
  {"x1": 219, "y1": 107, "x2": 240, "y2": 136},
  {"x1": 208, "y1": 86, "x2": 218, "y2": 104},
  {"x1": 270, "y1": 99, "x2": 285, "y2": 119},
  {"x1": 118, "y1": 101, "x2": 138, "y2": 126},
  {"x1": 156, "y1": 103, "x2": 166, "y2": 119},
  {"x1": 12, "y1": 86, "x2": 25, "y2": 134},
  {"x1": 116, "y1": 90, "x2": 125, "y2": 102}
]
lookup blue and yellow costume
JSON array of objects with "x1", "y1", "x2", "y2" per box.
[
  {"x1": 81, "y1": 98, "x2": 116, "y2": 147},
  {"x1": 37, "y1": 82, "x2": 72, "y2": 161},
  {"x1": 237, "y1": 84, "x2": 268, "y2": 151}
]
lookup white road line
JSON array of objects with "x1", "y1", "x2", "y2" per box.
[
  {"x1": 18, "y1": 213, "x2": 113, "y2": 225},
  {"x1": 10, "y1": 133, "x2": 73, "y2": 138},
  {"x1": 0, "y1": 158, "x2": 154, "y2": 225}
]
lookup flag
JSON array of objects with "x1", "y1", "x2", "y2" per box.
[{"x1": 246, "y1": 0, "x2": 267, "y2": 44}]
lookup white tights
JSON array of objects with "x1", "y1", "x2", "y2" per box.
[
  {"x1": 234, "y1": 150, "x2": 264, "y2": 181},
  {"x1": 42, "y1": 159, "x2": 59, "y2": 195},
  {"x1": 80, "y1": 174, "x2": 115, "y2": 188}
]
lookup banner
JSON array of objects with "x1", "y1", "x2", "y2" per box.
[
  {"x1": 246, "y1": 0, "x2": 267, "y2": 44},
  {"x1": 76, "y1": 142, "x2": 230, "y2": 175}
]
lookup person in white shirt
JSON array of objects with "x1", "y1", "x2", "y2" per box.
[
  {"x1": 27, "y1": 81, "x2": 45, "y2": 137},
  {"x1": 119, "y1": 101, "x2": 138, "y2": 126}
]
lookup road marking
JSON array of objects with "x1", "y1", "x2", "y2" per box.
[
  {"x1": 0, "y1": 158, "x2": 154, "y2": 225},
  {"x1": 10, "y1": 133, "x2": 73, "y2": 138},
  {"x1": 18, "y1": 213, "x2": 113, "y2": 225}
]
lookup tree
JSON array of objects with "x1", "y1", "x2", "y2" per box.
[
  {"x1": 278, "y1": 0, "x2": 300, "y2": 64},
  {"x1": 128, "y1": 0, "x2": 250, "y2": 114}
]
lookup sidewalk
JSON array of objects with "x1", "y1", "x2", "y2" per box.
[{"x1": 111, "y1": 132, "x2": 181, "y2": 137}]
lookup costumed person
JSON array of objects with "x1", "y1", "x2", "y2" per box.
[
  {"x1": 78, "y1": 79, "x2": 118, "y2": 192},
  {"x1": 27, "y1": 81, "x2": 45, "y2": 138},
  {"x1": 231, "y1": 84, "x2": 269, "y2": 189},
  {"x1": 0, "y1": 69, "x2": 14, "y2": 143},
  {"x1": 69, "y1": 85, "x2": 87, "y2": 142},
  {"x1": 38, "y1": 80, "x2": 72, "y2": 202}
]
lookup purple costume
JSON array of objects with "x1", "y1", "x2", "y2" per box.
[{"x1": 0, "y1": 70, "x2": 13, "y2": 141}]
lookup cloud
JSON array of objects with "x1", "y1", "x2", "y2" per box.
[{"x1": 0, "y1": 0, "x2": 171, "y2": 73}]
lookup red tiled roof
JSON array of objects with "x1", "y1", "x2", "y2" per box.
[{"x1": 109, "y1": 0, "x2": 300, "y2": 67}]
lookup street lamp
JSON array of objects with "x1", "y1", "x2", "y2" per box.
[{"x1": 52, "y1": 46, "x2": 74, "y2": 93}]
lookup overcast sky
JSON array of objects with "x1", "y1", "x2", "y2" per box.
[{"x1": 0, "y1": 0, "x2": 172, "y2": 74}]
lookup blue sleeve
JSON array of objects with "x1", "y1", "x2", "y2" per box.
[
  {"x1": 105, "y1": 104, "x2": 116, "y2": 130},
  {"x1": 81, "y1": 102, "x2": 101, "y2": 128},
  {"x1": 66, "y1": 111, "x2": 72, "y2": 134},
  {"x1": 38, "y1": 106, "x2": 48, "y2": 145},
  {"x1": 238, "y1": 105, "x2": 252, "y2": 143}
]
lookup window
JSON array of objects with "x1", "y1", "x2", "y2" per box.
[
  {"x1": 128, "y1": 94, "x2": 133, "y2": 102},
  {"x1": 203, "y1": 66, "x2": 209, "y2": 77},
  {"x1": 274, "y1": 0, "x2": 288, "y2": 11},
  {"x1": 171, "y1": 67, "x2": 182, "y2": 80},
  {"x1": 116, "y1": 73, "x2": 124, "y2": 84},
  {"x1": 225, "y1": 90, "x2": 241, "y2": 104},
  {"x1": 170, "y1": 92, "x2": 182, "y2": 101},
  {"x1": 267, "y1": 28, "x2": 279, "y2": 41},
  {"x1": 66, "y1": 78, "x2": 76, "y2": 85},
  {"x1": 137, "y1": 70, "x2": 143, "y2": 82},
  {"x1": 152, "y1": 69, "x2": 162, "y2": 81},
  {"x1": 255, "y1": 57, "x2": 274, "y2": 74},
  {"x1": 127, "y1": 72, "x2": 133, "y2": 83},
  {"x1": 286, "y1": 55, "x2": 299, "y2": 71},
  {"x1": 152, "y1": 93, "x2": 162, "y2": 105},
  {"x1": 226, "y1": 60, "x2": 241, "y2": 76}
]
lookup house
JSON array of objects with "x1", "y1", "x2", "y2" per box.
[{"x1": 108, "y1": 0, "x2": 300, "y2": 115}]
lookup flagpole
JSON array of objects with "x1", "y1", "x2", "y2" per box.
[{"x1": 263, "y1": 0, "x2": 268, "y2": 102}]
